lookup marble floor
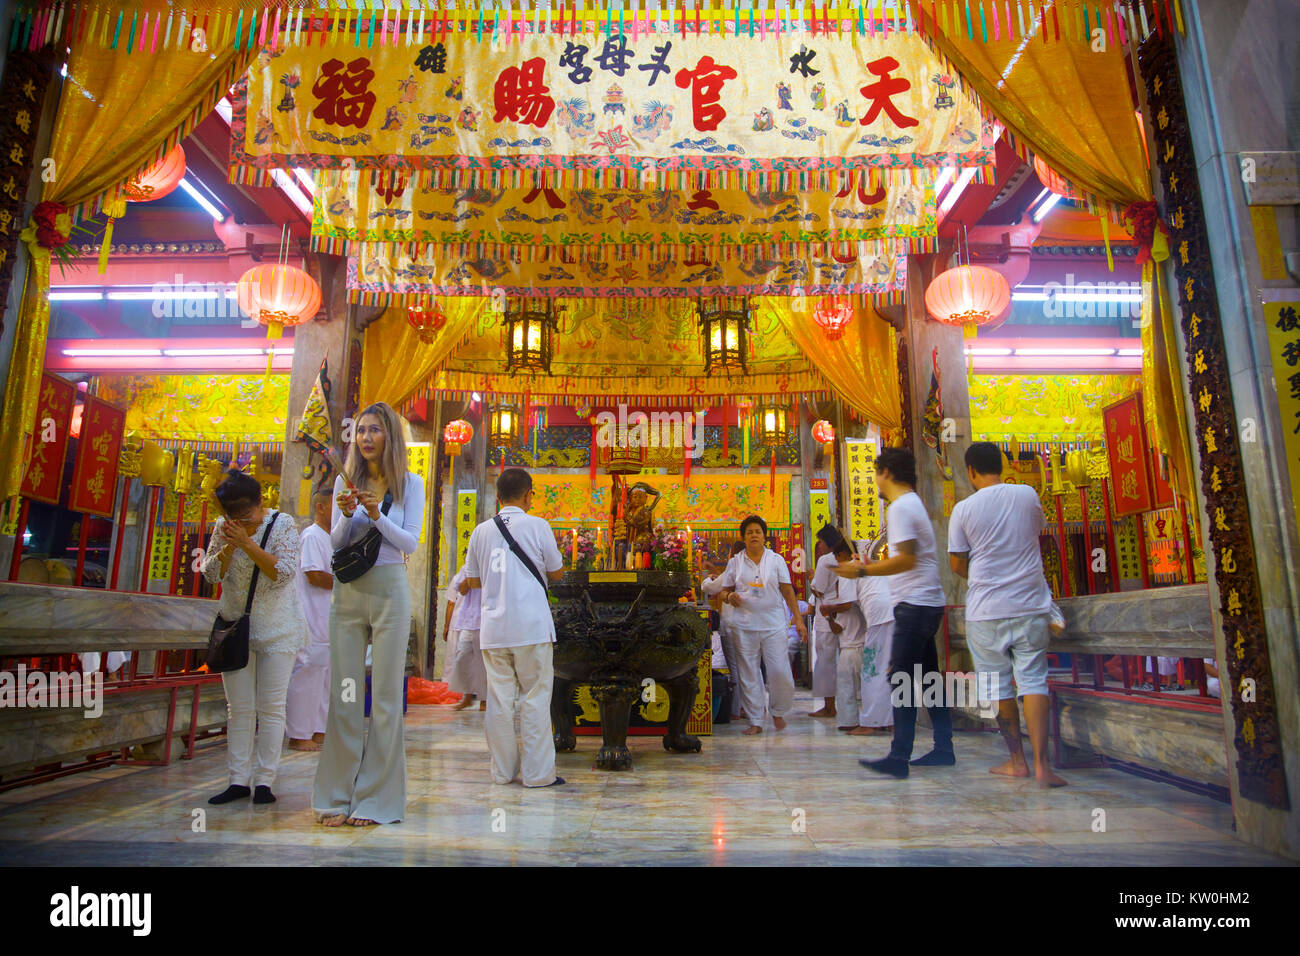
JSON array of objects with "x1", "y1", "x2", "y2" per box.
[{"x1": 0, "y1": 693, "x2": 1290, "y2": 866}]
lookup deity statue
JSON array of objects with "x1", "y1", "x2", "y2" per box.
[{"x1": 624, "y1": 481, "x2": 661, "y2": 552}]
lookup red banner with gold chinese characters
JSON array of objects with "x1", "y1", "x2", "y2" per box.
[
  {"x1": 20, "y1": 373, "x2": 76, "y2": 505},
  {"x1": 69, "y1": 395, "x2": 126, "y2": 518},
  {"x1": 1103, "y1": 392, "x2": 1154, "y2": 519}
]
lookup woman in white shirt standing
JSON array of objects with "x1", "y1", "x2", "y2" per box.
[
  {"x1": 702, "y1": 515, "x2": 808, "y2": 736},
  {"x1": 201, "y1": 470, "x2": 305, "y2": 807},
  {"x1": 312, "y1": 402, "x2": 425, "y2": 827}
]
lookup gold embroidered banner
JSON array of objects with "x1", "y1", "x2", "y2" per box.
[
  {"x1": 232, "y1": 29, "x2": 995, "y2": 188},
  {"x1": 349, "y1": 242, "x2": 905, "y2": 301},
  {"x1": 313, "y1": 170, "x2": 936, "y2": 259},
  {"x1": 530, "y1": 473, "x2": 792, "y2": 529}
]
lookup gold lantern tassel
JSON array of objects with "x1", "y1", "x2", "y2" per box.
[{"x1": 99, "y1": 196, "x2": 128, "y2": 274}]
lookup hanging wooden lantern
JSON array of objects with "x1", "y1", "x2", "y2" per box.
[
  {"x1": 756, "y1": 400, "x2": 790, "y2": 448},
  {"x1": 504, "y1": 298, "x2": 558, "y2": 374},
  {"x1": 488, "y1": 401, "x2": 520, "y2": 448},
  {"x1": 443, "y1": 419, "x2": 473, "y2": 457},
  {"x1": 812, "y1": 296, "x2": 853, "y2": 340},
  {"x1": 697, "y1": 295, "x2": 750, "y2": 375},
  {"x1": 123, "y1": 145, "x2": 187, "y2": 203},
  {"x1": 407, "y1": 299, "x2": 448, "y2": 343},
  {"x1": 237, "y1": 263, "x2": 323, "y2": 337},
  {"x1": 1032, "y1": 155, "x2": 1081, "y2": 201},
  {"x1": 923, "y1": 264, "x2": 1011, "y2": 337}
]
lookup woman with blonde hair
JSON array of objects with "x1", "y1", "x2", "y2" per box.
[{"x1": 312, "y1": 402, "x2": 425, "y2": 826}]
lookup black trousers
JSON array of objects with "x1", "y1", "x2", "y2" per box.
[{"x1": 886, "y1": 602, "x2": 954, "y2": 761}]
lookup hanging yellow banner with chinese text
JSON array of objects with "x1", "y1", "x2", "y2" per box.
[
  {"x1": 233, "y1": 30, "x2": 994, "y2": 189},
  {"x1": 313, "y1": 169, "x2": 936, "y2": 260}
]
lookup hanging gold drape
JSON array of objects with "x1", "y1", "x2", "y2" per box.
[
  {"x1": 360, "y1": 300, "x2": 483, "y2": 411},
  {"x1": 766, "y1": 300, "x2": 901, "y2": 429},
  {"x1": 0, "y1": 12, "x2": 256, "y2": 502},
  {"x1": 922, "y1": 10, "x2": 1195, "y2": 506},
  {"x1": 920, "y1": 8, "x2": 1151, "y2": 209}
]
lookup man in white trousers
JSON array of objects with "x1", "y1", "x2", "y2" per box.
[
  {"x1": 702, "y1": 514, "x2": 807, "y2": 736},
  {"x1": 463, "y1": 467, "x2": 566, "y2": 787},
  {"x1": 287, "y1": 489, "x2": 333, "y2": 751}
]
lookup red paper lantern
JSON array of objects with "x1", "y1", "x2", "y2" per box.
[
  {"x1": 237, "y1": 263, "x2": 322, "y2": 330},
  {"x1": 812, "y1": 420, "x2": 835, "y2": 444},
  {"x1": 123, "y1": 145, "x2": 187, "y2": 203},
  {"x1": 1032, "y1": 155, "x2": 1080, "y2": 201},
  {"x1": 924, "y1": 265, "x2": 1011, "y2": 333},
  {"x1": 407, "y1": 299, "x2": 448, "y2": 343},
  {"x1": 812, "y1": 296, "x2": 853, "y2": 340},
  {"x1": 443, "y1": 419, "x2": 473, "y2": 457}
]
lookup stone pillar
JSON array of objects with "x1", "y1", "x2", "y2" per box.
[
  {"x1": 1173, "y1": 1, "x2": 1300, "y2": 859},
  {"x1": 280, "y1": 254, "x2": 358, "y2": 520},
  {"x1": 902, "y1": 255, "x2": 974, "y2": 606}
]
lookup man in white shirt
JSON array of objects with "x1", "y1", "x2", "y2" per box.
[
  {"x1": 837, "y1": 447, "x2": 953, "y2": 778},
  {"x1": 287, "y1": 489, "x2": 333, "y2": 751},
  {"x1": 808, "y1": 538, "x2": 841, "y2": 719},
  {"x1": 702, "y1": 514, "x2": 808, "y2": 736},
  {"x1": 948, "y1": 442, "x2": 1067, "y2": 788},
  {"x1": 463, "y1": 468, "x2": 566, "y2": 788}
]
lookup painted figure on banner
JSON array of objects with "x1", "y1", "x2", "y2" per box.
[
  {"x1": 776, "y1": 81, "x2": 793, "y2": 111},
  {"x1": 277, "y1": 73, "x2": 299, "y2": 113},
  {"x1": 810, "y1": 81, "x2": 826, "y2": 110}
]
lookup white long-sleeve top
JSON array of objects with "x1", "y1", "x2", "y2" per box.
[
  {"x1": 330, "y1": 471, "x2": 425, "y2": 565},
  {"x1": 201, "y1": 510, "x2": 306, "y2": 656}
]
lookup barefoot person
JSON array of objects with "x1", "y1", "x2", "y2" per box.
[
  {"x1": 948, "y1": 442, "x2": 1067, "y2": 788},
  {"x1": 444, "y1": 563, "x2": 486, "y2": 711},
  {"x1": 287, "y1": 489, "x2": 334, "y2": 752},
  {"x1": 702, "y1": 515, "x2": 808, "y2": 736},
  {"x1": 836, "y1": 447, "x2": 953, "y2": 777},
  {"x1": 816, "y1": 525, "x2": 894, "y2": 736},
  {"x1": 463, "y1": 468, "x2": 567, "y2": 788},
  {"x1": 313, "y1": 402, "x2": 425, "y2": 826},
  {"x1": 807, "y1": 539, "x2": 840, "y2": 719}
]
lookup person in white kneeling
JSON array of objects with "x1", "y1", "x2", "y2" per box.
[
  {"x1": 286, "y1": 489, "x2": 334, "y2": 751},
  {"x1": 463, "y1": 467, "x2": 567, "y2": 788},
  {"x1": 701, "y1": 514, "x2": 807, "y2": 736}
]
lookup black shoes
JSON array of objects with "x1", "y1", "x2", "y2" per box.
[
  {"x1": 208, "y1": 785, "x2": 251, "y2": 805},
  {"x1": 253, "y1": 785, "x2": 276, "y2": 804},
  {"x1": 911, "y1": 750, "x2": 956, "y2": 767},
  {"x1": 537, "y1": 776, "x2": 566, "y2": 788},
  {"x1": 860, "y1": 757, "x2": 909, "y2": 778}
]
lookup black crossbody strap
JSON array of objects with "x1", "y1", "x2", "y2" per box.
[
  {"x1": 493, "y1": 514, "x2": 548, "y2": 595},
  {"x1": 243, "y1": 512, "x2": 280, "y2": 615}
]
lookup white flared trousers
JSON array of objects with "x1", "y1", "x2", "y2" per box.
[{"x1": 312, "y1": 564, "x2": 410, "y2": 824}]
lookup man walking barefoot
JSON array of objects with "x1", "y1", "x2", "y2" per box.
[{"x1": 948, "y1": 442, "x2": 1067, "y2": 788}]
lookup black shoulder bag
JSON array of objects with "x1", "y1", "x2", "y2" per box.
[
  {"x1": 204, "y1": 512, "x2": 281, "y2": 674},
  {"x1": 331, "y1": 491, "x2": 393, "y2": 584},
  {"x1": 493, "y1": 514, "x2": 549, "y2": 594}
]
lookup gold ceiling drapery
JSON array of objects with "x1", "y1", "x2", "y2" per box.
[
  {"x1": 361, "y1": 296, "x2": 900, "y2": 428},
  {"x1": 919, "y1": 6, "x2": 1151, "y2": 210},
  {"x1": 0, "y1": 17, "x2": 257, "y2": 502}
]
